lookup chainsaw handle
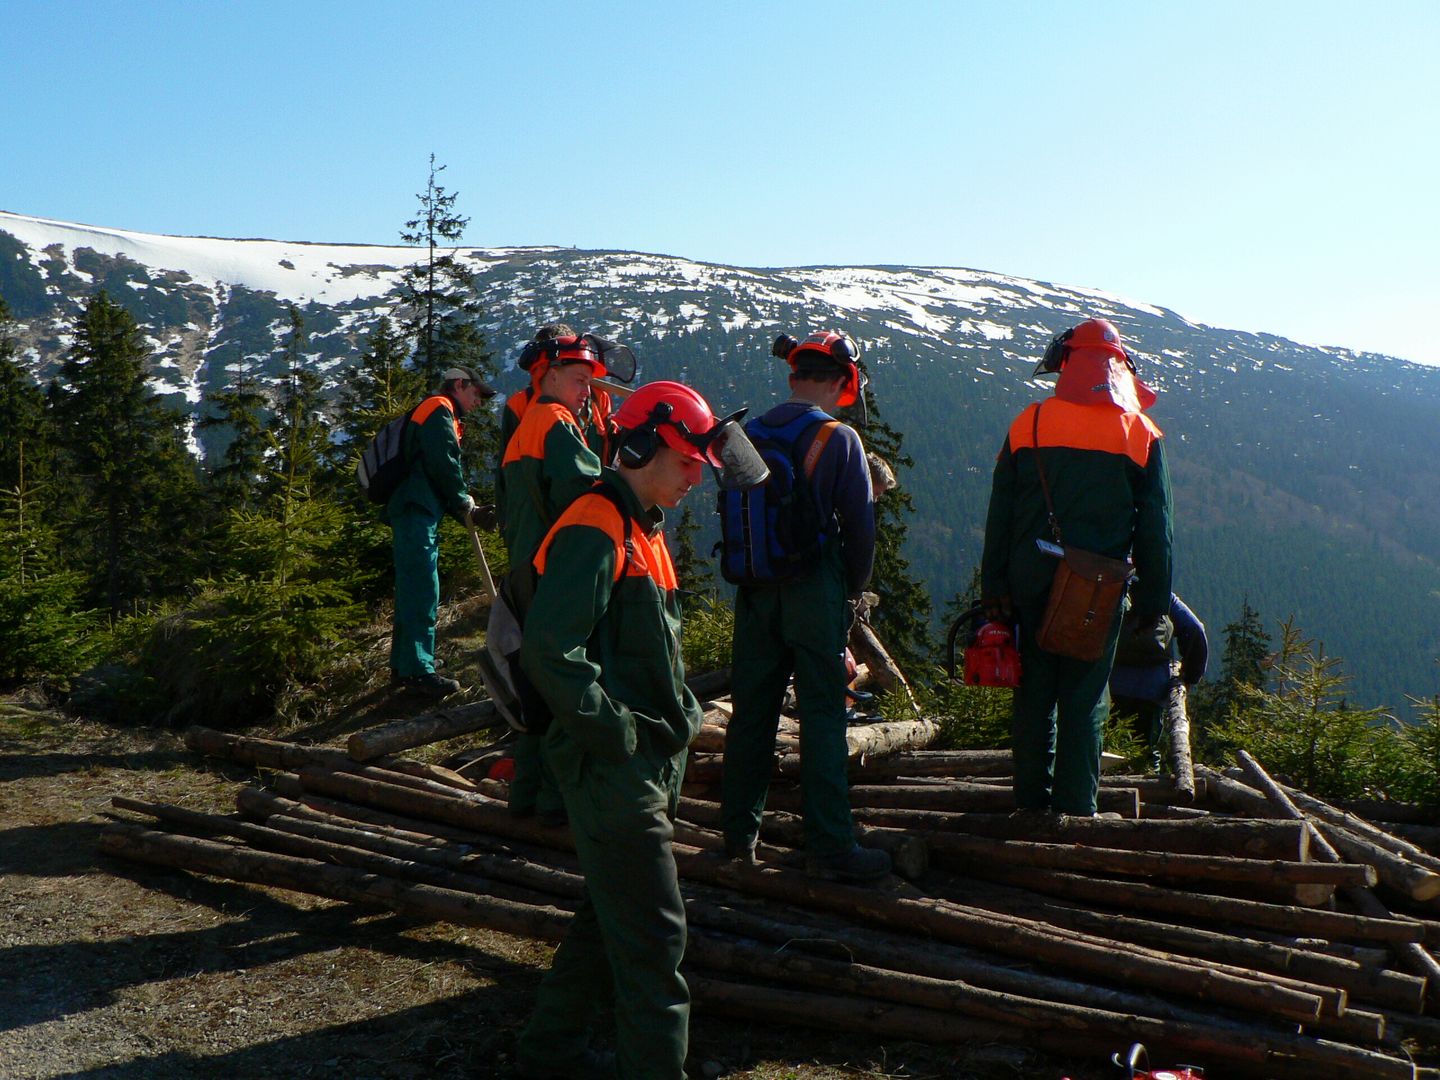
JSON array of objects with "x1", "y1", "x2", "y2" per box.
[
  {"x1": 944, "y1": 604, "x2": 984, "y2": 680},
  {"x1": 1112, "y1": 1043, "x2": 1148, "y2": 1078}
]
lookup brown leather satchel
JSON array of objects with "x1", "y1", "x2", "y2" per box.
[
  {"x1": 1030, "y1": 404, "x2": 1134, "y2": 662},
  {"x1": 1037, "y1": 546, "x2": 1134, "y2": 661}
]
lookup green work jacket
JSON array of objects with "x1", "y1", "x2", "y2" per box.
[
  {"x1": 495, "y1": 385, "x2": 611, "y2": 533},
  {"x1": 499, "y1": 396, "x2": 602, "y2": 571},
  {"x1": 521, "y1": 471, "x2": 702, "y2": 782},
  {"x1": 384, "y1": 393, "x2": 469, "y2": 524},
  {"x1": 982, "y1": 398, "x2": 1173, "y2": 619}
]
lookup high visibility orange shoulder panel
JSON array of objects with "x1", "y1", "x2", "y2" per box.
[
  {"x1": 411, "y1": 394, "x2": 461, "y2": 441},
  {"x1": 502, "y1": 400, "x2": 576, "y2": 466},
  {"x1": 1007, "y1": 399, "x2": 1162, "y2": 468},
  {"x1": 534, "y1": 490, "x2": 678, "y2": 590},
  {"x1": 505, "y1": 387, "x2": 533, "y2": 424}
]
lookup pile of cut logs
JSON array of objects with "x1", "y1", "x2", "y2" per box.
[{"x1": 100, "y1": 677, "x2": 1440, "y2": 1079}]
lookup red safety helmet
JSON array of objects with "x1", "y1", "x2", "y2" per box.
[
  {"x1": 773, "y1": 330, "x2": 866, "y2": 407},
  {"x1": 1034, "y1": 317, "x2": 1134, "y2": 376},
  {"x1": 611, "y1": 381, "x2": 769, "y2": 489}
]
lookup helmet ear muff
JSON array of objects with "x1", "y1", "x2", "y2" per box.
[
  {"x1": 617, "y1": 424, "x2": 661, "y2": 469},
  {"x1": 1041, "y1": 328, "x2": 1073, "y2": 373}
]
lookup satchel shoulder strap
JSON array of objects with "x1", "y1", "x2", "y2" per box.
[{"x1": 1031, "y1": 402, "x2": 1064, "y2": 546}]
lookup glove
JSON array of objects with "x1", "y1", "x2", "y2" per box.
[
  {"x1": 1118, "y1": 614, "x2": 1173, "y2": 665},
  {"x1": 469, "y1": 503, "x2": 497, "y2": 531},
  {"x1": 453, "y1": 494, "x2": 477, "y2": 525}
]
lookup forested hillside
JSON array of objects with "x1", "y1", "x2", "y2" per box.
[{"x1": 3, "y1": 209, "x2": 1438, "y2": 710}]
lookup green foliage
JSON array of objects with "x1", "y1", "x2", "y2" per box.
[
  {"x1": 198, "y1": 351, "x2": 269, "y2": 510},
  {"x1": 1377, "y1": 693, "x2": 1440, "y2": 806},
  {"x1": 672, "y1": 505, "x2": 715, "y2": 612},
  {"x1": 1212, "y1": 617, "x2": 1395, "y2": 798},
  {"x1": 0, "y1": 297, "x2": 53, "y2": 496},
  {"x1": 882, "y1": 662, "x2": 1012, "y2": 750},
  {"x1": 335, "y1": 316, "x2": 426, "y2": 450},
  {"x1": 135, "y1": 492, "x2": 364, "y2": 728},
  {"x1": 47, "y1": 290, "x2": 205, "y2": 615},
  {"x1": 0, "y1": 482, "x2": 104, "y2": 683},
  {"x1": 263, "y1": 306, "x2": 331, "y2": 502},
  {"x1": 395, "y1": 158, "x2": 498, "y2": 497},
  {"x1": 681, "y1": 593, "x2": 734, "y2": 675},
  {"x1": 854, "y1": 362, "x2": 931, "y2": 675}
]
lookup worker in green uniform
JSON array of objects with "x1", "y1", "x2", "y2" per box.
[
  {"x1": 515, "y1": 381, "x2": 763, "y2": 1080},
  {"x1": 720, "y1": 330, "x2": 892, "y2": 884},
  {"x1": 981, "y1": 317, "x2": 1173, "y2": 818},
  {"x1": 497, "y1": 334, "x2": 611, "y2": 823},
  {"x1": 385, "y1": 365, "x2": 494, "y2": 697},
  {"x1": 496, "y1": 325, "x2": 617, "y2": 515}
]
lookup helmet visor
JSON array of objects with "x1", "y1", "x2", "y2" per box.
[
  {"x1": 704, "y1": 414, "x2": 769, "y2": 490},
  {"x1": 585, "y1": 335, "x2": 636, "y2": 383}
]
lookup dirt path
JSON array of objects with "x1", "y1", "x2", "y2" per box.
[{"x1": 1, "y1": 702, "x2": 1098, "y2": 1079}]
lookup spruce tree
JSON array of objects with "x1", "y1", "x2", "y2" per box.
[
  {"x1": 1212, "y1": 618, "x2": 1390, "y2": 798},
  {"x1": 852, "y1": 357, "x2": 931, "y2": 675},
  {"x1": 198, "y1": 349, "x2": 269, "y2": 510},
  {"x1": 396, "y1": 156, "x2": 499, "y2": 492},
  {"x1": 0, "y1": 474, "x2": 103, "y2": 682},
  {"x1": 672, "y1": 504, "x2": 715, "y2": 612},
  {"x1": 48, "y1": 290, "x2": 203, "y2": 615},
  {"x1": 263, "y1": 306, "x2": 331, "y2": 502},
  {"x1": 0, "y1": 296, "x2": 51, "y2": 497},
  {"x1": 1192, "y1": 597, "x2": 1273, "y2": 743},
  {"x1": 397, "y1": 156, "x2": 491, "y2": 381},
  {"x1": 335, "y1": 315, "x2": 426, "y2": 449}
]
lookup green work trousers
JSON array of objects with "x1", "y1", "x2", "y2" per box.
[
  {"x1": 721, "y1": 555, "x2": 853, "y2": 858},
  {"x1": 1011, "y1": 605, "x2": 1124, "y2": 816},
  {"x1": 389, "y1": 509, "x2": 440, "y2": 678},
  {"x1": 517, "y1": 748, "x2": 690, "y2": 1080}
]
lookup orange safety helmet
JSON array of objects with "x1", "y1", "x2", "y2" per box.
[
  {"x1": 518, "y1": 333, "x2": 637, "y2": 388},
  {"x1": 1035, "y1": 317, "x2": 1157, "y2": 412},
  {"x1": 1033, "y1": 317, "x2": 1133, "y2": 376},
  {"x1": 773, "y1": 330, "x2": 866, "y2": 407}
]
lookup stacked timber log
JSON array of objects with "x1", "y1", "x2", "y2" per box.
[{"x1": 97, "y1": 709, "x2": 1440, "y2": 1079}]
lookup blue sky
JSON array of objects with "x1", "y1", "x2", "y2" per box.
[{"x1": 4, "y1": 0, "x2": 1437, "y2": 363}]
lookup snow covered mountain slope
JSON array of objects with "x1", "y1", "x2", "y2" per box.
[{"x1": 3, "y1": 210, "x2": 1439, "y2": 708}]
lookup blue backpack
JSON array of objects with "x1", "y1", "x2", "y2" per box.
[{"x1": 716, "y1": 408, "x2": 840, "y2": 585}]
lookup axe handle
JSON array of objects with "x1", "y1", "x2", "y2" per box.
[
  {"x1": 467, "y1": 522, "x2": 498, "y2": 600},
  {"x1": 592, "y1": 377, "x2": 635, "y2": 399}
]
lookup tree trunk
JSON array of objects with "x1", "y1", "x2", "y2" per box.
[
  {"x1": 962, "y1": 863, "x2": 1423, "y2": 943},
  {"x1": 98, "y1": 822, "x2": 572, "y2": 942},
  {"x1": 686, "y1": 975, "x2": 1417, "y2": 1080},
  {"x1": 1164, "y1": 663, "x2": 1196, "y2": 800},
  {"x1": 346, "y1": 700, "x2": 501, "y2": 761},
  {"x1": 844, "y1": 808, "x2": 1311, "y2": 860},
  {"x1": 924, "y1": 831, "x2": 1374, "y2": 888}
]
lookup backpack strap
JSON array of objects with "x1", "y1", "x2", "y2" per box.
[
  {"x1": 588, "y1": 482, "x2": 636, "y2": 583},
  {"x1": 1031, "y1": 402, "x2": 1064, "y2": 546},
  {"x1": 800, "y1": 420, "x2": 841, "y2": 480}
]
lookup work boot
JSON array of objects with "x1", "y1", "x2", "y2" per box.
[
  {"x1": 724, "y1": 838, "x2": 758, "y2": 866},
  {"x1": 399, "y1": 671, "x2": 461, "y2": 698},
  {"x1": 805, "y1": 843, "x2": 891, "y2": 884},
  {"x1": 515, "y1": 1046, "x2": 616, "y2": 1079},
  {"x1": 1008, "y1": 806, "x2": 1061, "y2": 825}
]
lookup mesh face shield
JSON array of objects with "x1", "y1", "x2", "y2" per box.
[{"x1": 702, "y1": 413, "x2": 769, "y2": 490}]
